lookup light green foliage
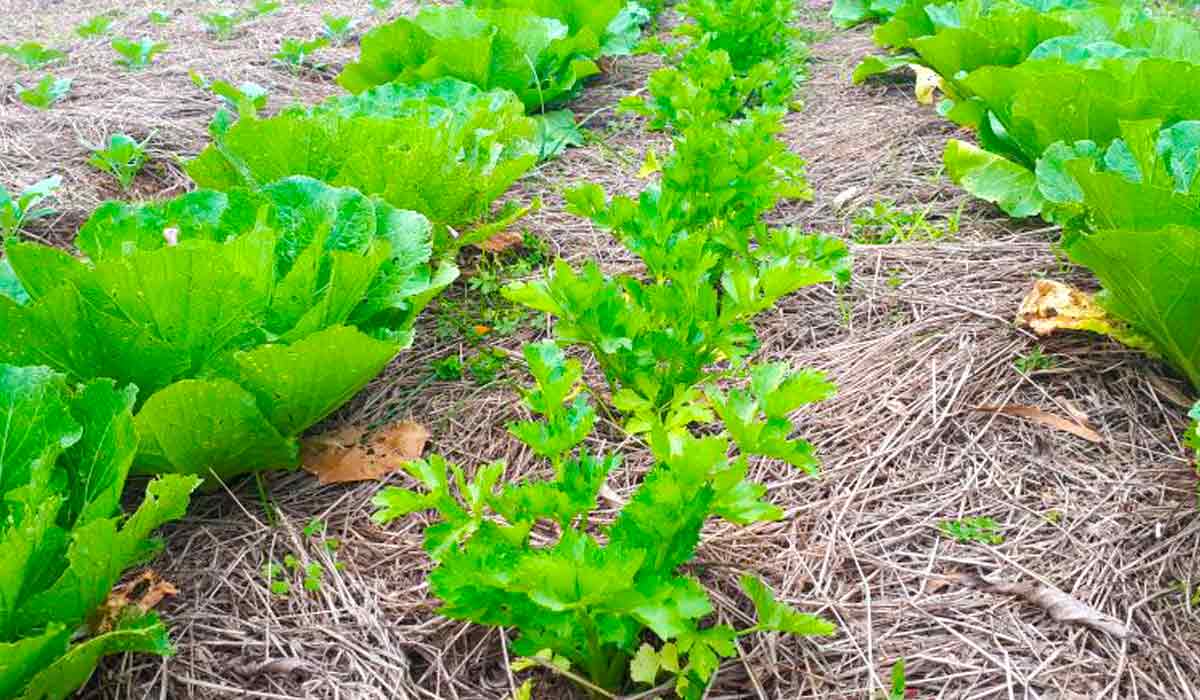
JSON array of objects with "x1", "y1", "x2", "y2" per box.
[
  {"x1": 112, "y1": 37, "x2": 167, "y2": 69},
  {"x1": 322, "y1": 14, "x2": 358, "y2": 45},
  {"x1": 0, "y1": 42, "x2": 66, "y2": 69},
  {"x1": 272, "y1": 37, "x2": 329, "y2": 72},
  {"x1": 506, "y1": 108, "x2": 845, "y2": 429},
  {"x1": 0, "y1": 177, "x2": 455, "y2": 479},
  {"x1": 86, "y1": 133, "x2": 151, "y2": 191},
  {"x1": 0, "y1": 176, "x2": 60, "y2": 236},
  {"x1": 1035, "y1": 119, "x2": 1200, "y2": 391},
  {"x1": 190, "y1": 71, "x2": 269, "y2": 134},
  {"x1": 463, "y1": 0, "x2": 647, "y2": 56},
  {"x1": 14, "y1": 75, "x2": 71, "y2": 109},
  {"x1": 0, "y1": 364, "x2": 199, "y2": 699},
  {"x1": 850, "y1": 199, "x2": 959, "y2": 244},
  {"x1": 76, "y1": 15, "x2": 115, "y2": 38},
  {"x1": 888, "y1": 659, "x2": 907, "y2": 700},
  {"x1": 187, "y1": 79, "x2": 538, "y2": 249},
  {"x1": 371, "y1": 0, "x2": 395, "y2": 11},
  {"x1": 620, "y1": 46, "x2": 795, "y2": 130},
  {"x1": 199, "y1": 11, "x2": 244, "y2": 40},
  {"x1": 675, "y1": 0, "x2": 805, "y2": 73},
  {"x1": 249, "y1": 0, "x2": 281, "y2": 16},
  {"x1": 373, "y1": 343, "x2": 834, "y2": 698},
  {"x1": 338, "y1": 6, "x2": 602, "y2": 111},
  {"x1": 940, "y1": 516, "x2": 1004, "y2": 544},
  {"x1": 148, "y1": 10, "x2": 173, "y2": 24},
  {"x1": 1014, "y1": 346, "x2": 1056, "y2": 373},
  {"x1": 831, "y1": 0, "x2": 904, "y2": 28},
  {"x1": 1189, "y1": 403, "x2": 1199, "y2": 469}
]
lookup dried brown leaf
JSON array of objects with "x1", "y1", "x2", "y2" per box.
[
  {"x1": 954, "y1": 573, "x2": 1131, "y2": 640},
  {"x1": 975, "y1": 404, "x2": 1103, "y2": 443},
  {"x1": 479, "y1": 228, "x2": 524, "y2": 253},
  {"x1": 302, "y1": 421, "x2": 430, "y2": 484},
  {"x1": 1016, "y1": 280, "x2": 1152, "y2": 352},
  {"x1": 93, "y1": 570, "x2": 179, "y2": 634}
]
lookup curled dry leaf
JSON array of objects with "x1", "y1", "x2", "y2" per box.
[
  {"x1": 975, "y1": 404, "x2": 1103, "y2": 444},
  {"x1": 479, "y1": 228, "x2": 524, "y2": 253},
  {"x1": 302, "y1": 421, "x2": 430, "y2": 484},
  {"x1": 953, "y1": 573, "x2": 1131, "y2": 640},
  {"x1": 92, "y1": 570, "x2": 179, "y2": 634},
  {"x1": 1016, "y1": 280, "x2": 1151, "y2": 352}
]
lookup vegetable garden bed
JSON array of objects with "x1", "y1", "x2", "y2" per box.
[{"x1": 1, "y1": 0, "x2": 1198, "y2": 698}]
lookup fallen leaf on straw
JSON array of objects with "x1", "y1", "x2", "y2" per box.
[
  {"x1": 302, "y1": 421, "x2": 430, "y2": 484},
  {"x1": 953, "y1": 573, "x2": 1131, "y2": 640},
  {"x1": 93, "y1": 570, "x2": 178, "y2": 634},
  {"x1": 975, "y1": 404, "x2": 1103, "y2": 443},
  {"x1": 479, "y1": 228, "x2": 524, "y2": 253}
]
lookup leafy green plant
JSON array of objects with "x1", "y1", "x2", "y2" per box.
[
  {"x1": 467, "y1": 347, "x2": 507, "y2": 385},
  {"x1": 675, "y1": 0, "x2": 806, "y2": 73},
  {"x1": 85, "y1": 133, "x2": 152, "y2": 190},
  {"x1": 76, "y1": 14, "x2": 116, "y2": 38},
  {"x1": 940, "y1": 517, "x2": 1004, "y2": 544},
  {"x1": 322, "y1": 13, "x2": 358, "y2": 45},
  {"x1": 620, "y1": 46, "x2": 795, "y2": 130},
  {"x1": 112, "y1": 37, "x2": 167, "y2": 69},
  {"x1": 462, "y1": 0, "x2": 648, "y2": 56},
  {"x1": 148, "y1": 9, "x2": 173, "y2": 24},
  {"x1": 190, "y1": 71, "x2": 269, "y2": 134},
  {"x1": 187, "y1": 79, "x2": 539, "y2": 251},
  {"x1": 887, "y1": 658, "x2": 907, "y2": 700},
  {"x1": 14, "y1": 74, "x2": 71, "y2": 109},
  {"x1": 0, "y1": 42, "x2": 66, "y2": 69},
  {"x1": 338, "y1": 6, "x2": 603, "y2": 111},
  {"x1": 432, "y1": 356, "x2": 464, "y2": 380},
  {"x1": 831, "y1": 0, "x2": 904, "y2": 28},
  {"x1": 0, "y1": 176, "x2": 61, "y2": 236},
  {"x1": 370, "y1": 0, "x2": 395, "y2": 11},
  {"x1": 0, "y1": 177, "x2": 456, "y2": 479},
  {"x1": 373, "y1": 343, "x2": 835, "y2": 698},
  {"x1": 250, "y1": 0, "x2": 282, "y2": 16},
  {"x1": 199, "y1": 11, "x2": 245, "y2": 40},
  {"x1": 273, "y1": 36, "x2": 329, "y2": 72},
  {"x1": 0, "y1": 364, "x2": 200, "y2": 699},
  {"x1": 850, "y1": 199, "x2": 958, "y2": 244}
]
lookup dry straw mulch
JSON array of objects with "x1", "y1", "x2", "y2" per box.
[{"x1": 1, "y1": 2, "x2": 1196, "y2": 698}]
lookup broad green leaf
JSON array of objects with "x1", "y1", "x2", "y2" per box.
[
  {"x1": 61, "y1": 380, "x2": 139, "y2": 526},
  {"x1": 133, "y1": 380, "x2": 298, "y2": 478},
  {"x1": 16, "y1": 614, "x2": 172, "y2": 700},
  {"x1": 739, "y1": 574, "x2": 836, "y2": 636},
  {"x1": 0, "y1": 626, "x2": 70, "y2": 699},
  {"x1": 944, "y1": 139, "x2": 1044, "y2": 217}
]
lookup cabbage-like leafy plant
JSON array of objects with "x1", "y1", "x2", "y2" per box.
[
  {"x1": 462, "y1": 0, "x2": 648, "y2": 56},
  {"x1": 187, "y1": 79, "x2": 538, "y2": 251},
  {"x1": 0, "y1": 177, "x2": 456, "y2": 479},
  {"x1": 112, "y1": 37, "x2": 167, "y2": 70},
  {"x1": 338, "y1": 6, "x2": 601, "y2": 111},
  {"x1": 76, "y1": 14, "x2": 115, "y2": 38},
  {"x1": 675, "y1": 0, "x2": 805, "y2": 73},
  {"x1": 0, "y1": 364, "x2": 199, "y2": 699}
]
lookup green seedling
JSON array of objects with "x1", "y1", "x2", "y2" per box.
[
  {"x1": 250, "y1": 0, "x2": 282, "y2": 16},
  {"x1": 467, "y1": 348, "x2": 506, "y2": 385},
  {"x1": 851, "y1": 200, "x2": 959, "y2": 245},
  {"x1": 76, "y1": 15, "x2": 115, "y2": 38},
  {"x1": 432, "y1": 356, "x2": 464, "y2": 381},
  {"x1": 939, "y1": 517, "x2": 1004, "y2": 545},
  {"x1": 322, "y1": 14, "x2": 358, "y2": 45},
  {"x1": 14, "y1": 75, "x2": 71, "y2": 109},
  {"x1": 86, "y1": 132, "x2": 151, "y2": 190},
  {"x1": 0, "y1": 175, "x2": 61, "y2": 236},
  {"x1": 1014, "y1": 346, "x2": 1056, "y2": 374},
  {"x1": 273, "y1": 37, "x2": 328, "y2": 72},
  {"x1": 0, "y1": 42, "x2": 66, "y2": 69},
  {"x1": 148, "y1": 10, "x2": 173, "y2": 24},
  {"x1": 112, "y1": 37, "x2": 167, "y2": 69}
]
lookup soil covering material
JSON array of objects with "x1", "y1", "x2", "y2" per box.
[{"x1": 1, "y1": 1, "x2": 1197, "y2": 698}]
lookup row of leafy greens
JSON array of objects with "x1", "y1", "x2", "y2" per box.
[
  {"x1": 1, "y1": 177, "x2": 455, "y2": 480},
  {"x1": 371, "y1": 0, "x2": 841, "y2": 697},
  {"x1": 850, "y1": 0, "x2": 1200, "y2": 462},
  {"x1": 0, "y1": 364, "x2": 199, "y2": 699}
]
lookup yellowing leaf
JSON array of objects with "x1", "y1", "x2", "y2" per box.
[
  {"x1": 911, "y1": 64, "x2": 942, "y2": 105},
  {"x1": 638, "y1": 148, "x2": 662, "y2": 178},
  {"x1": 302, "y1": 421, "x2": 430, "y2": 484},
  {"x1": 1016, "y1": 280, "x2": 1153, "y2": 352},
  {"x1": 510, "y1": 680, "x2": 534, "y2": 700}
]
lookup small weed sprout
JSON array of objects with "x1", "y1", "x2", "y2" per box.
[
  {"x1": 273, "y1": 37, "x2": 329, "y2": 72},
  {"x1": 76, "y1": 15, "x2": 115, "y2": 38},
  {"x1": 112, "y1": 37, "x2": 167, "y2": 69},
  {"x1": 0, "y1": 176, "x2": 62, "y2": 236},
  {"x1": 322, "y1": 14, "x2": 358, "y2": 45},
  {"x1": 851, "y1": 199, "x2": 960, "y2": 245},
  {"x1": 0, "y1": 42, "x2": 66, "y2": 69},
  {"x1": 939, "y1": 517, "x2": 1004, "y2": 545},
  {"x1": 1014, "y1": 346, "x2": 1056, "y2": 374}
]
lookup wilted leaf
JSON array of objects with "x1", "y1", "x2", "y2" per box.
[
  {"x1": 975, "y1": 404, "x2": 1103, "y2": 444},
  {"x1": 954, "y1": 572, "x2": 1131, "y2": 640},
  {"x1": 911, "y1": 64, "x2": 941, "y2": 105},
  {"x1": 1016, "y1": 280, "x2": 1152, "y2": 352},
  {"x1": 479, "y1": 228, "x2": 525, "y2": 253},
  {"x1": 92, "y1": 570, "x2": 178, "y2": 634},
  {"x1": 302, "y1": 421, "x2": 430, "y2": 484}
]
